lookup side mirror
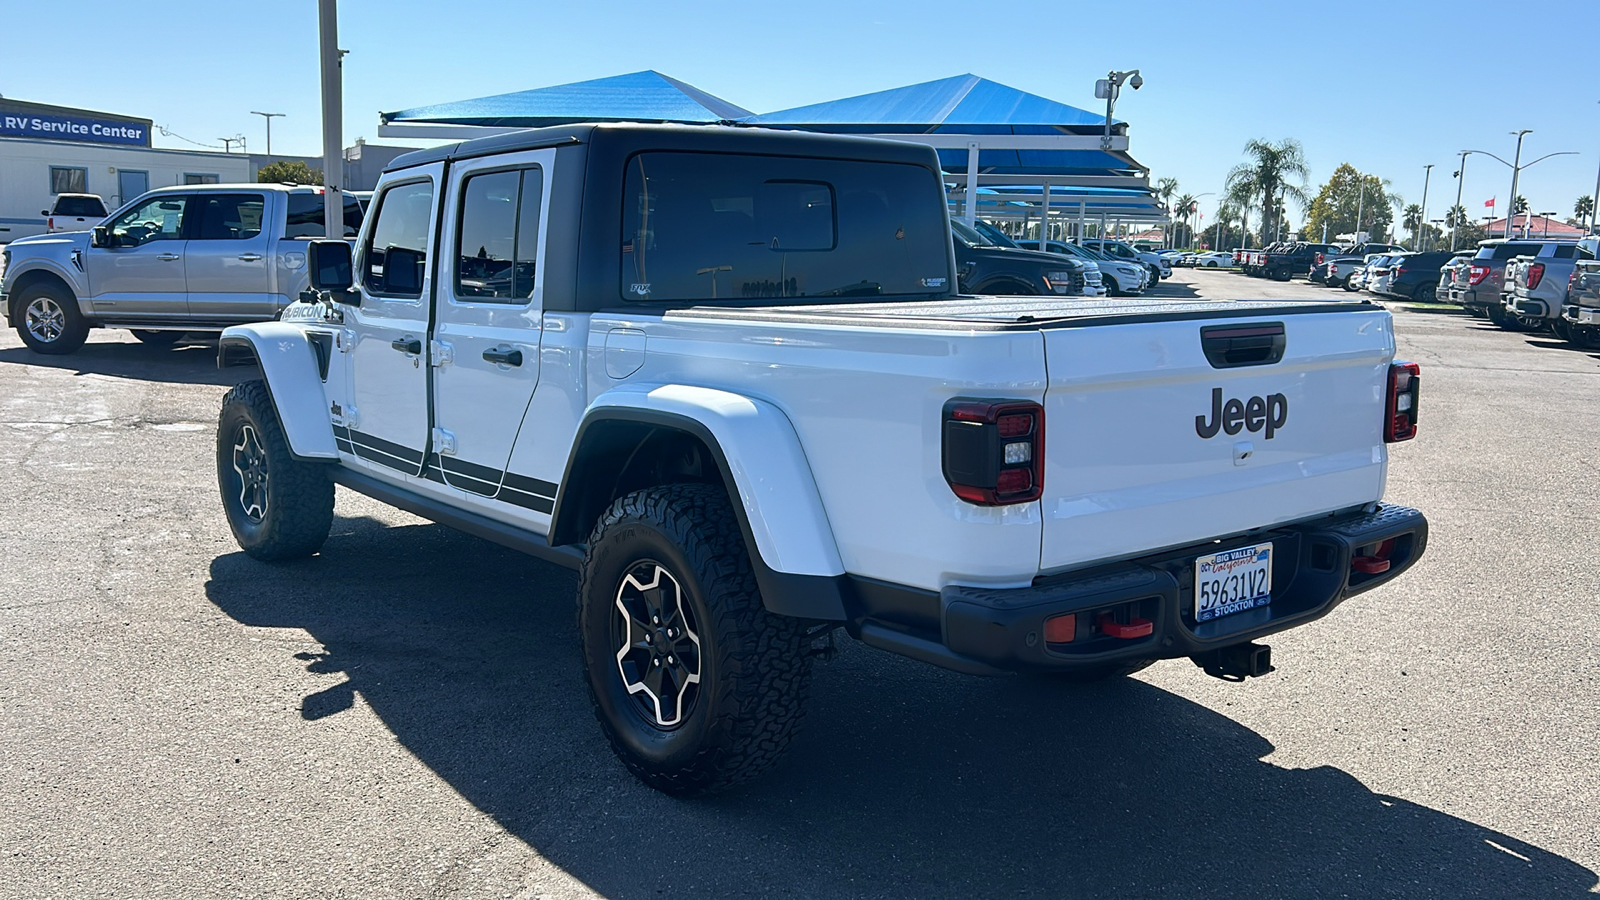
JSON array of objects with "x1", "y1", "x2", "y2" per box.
[
  {"x1": 90, "y1": 226, "x2": 110, "y2": 248},
  {"x1": 41, "y1": 209, "x2": 50, "y2": 216},
  {"x1": 307, "y1": 240, "x2": 354, "y2": 293}
]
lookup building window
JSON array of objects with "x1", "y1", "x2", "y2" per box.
[
  {"x1": 183, "y1": 173, "x2": 220, "y2": 185},
  {"x1": 50, "y1": 166, "x2": 88, "y2": 194}
]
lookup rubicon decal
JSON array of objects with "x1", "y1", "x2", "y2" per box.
[{"x1": 1196, "y1": 388, "x2": 1288, "y2": 440}]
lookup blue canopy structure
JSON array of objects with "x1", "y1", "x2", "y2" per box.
[
  {"x1": 378, "y1": 71, "x2": 1166, "y2": 237},
  {"x1": 745, "y1": 73, "x2": 1116, "y2": 131},
  {"x1": 381, "y1": 70, "x2": 750, "y2": 130}
]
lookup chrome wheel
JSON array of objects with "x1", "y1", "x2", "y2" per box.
[
  {"x1": 24, "y1": 296, "x2": 66, "y2": 344},
  {"x1": 231, "y1": 424, "x2": 269, "y2": 523},
  {"x1": 613, "y1": 561, "x2": 702, "y2": 728}
]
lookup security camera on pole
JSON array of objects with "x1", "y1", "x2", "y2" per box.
[{"x1": 1095, "y1": 70, "x2": 1142, "y2": 152}]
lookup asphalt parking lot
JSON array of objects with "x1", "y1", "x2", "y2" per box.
[{"x1": 2, "y1": 269, "x2": 1597, "y2": 899}]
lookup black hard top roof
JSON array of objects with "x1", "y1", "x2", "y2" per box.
[{"x1": 383, "y1": 122, "x2": 940, "y2": 174}]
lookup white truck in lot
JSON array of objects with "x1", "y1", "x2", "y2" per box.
[
  {"x1": 0, "y1": 184, "x2": 361, "y2": 354},
  {"x1": 214, "y1": 123, "x2": 1429, "y2": 796}
]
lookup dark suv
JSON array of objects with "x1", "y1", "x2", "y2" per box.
[
  {"x1": 1261, "y1": 242, "x2": 1342, "y2": 281},
  {"x1": 951, "y1": 220, "x2": 1088, "y2": 296},
  {"x1": 1376, "y1": 251, "x2": 1456, "y2": 302}
]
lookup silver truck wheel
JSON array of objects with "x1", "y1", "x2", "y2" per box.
[
  {"x1": 577, "y1": 483, "x2": 812, "y2": 796},
  {"x1": 14, "y1": 283, "x2": 89, "y2": 355},
  {"x1": 216, "y1": 380, "x2": 334, "y2": 561}
]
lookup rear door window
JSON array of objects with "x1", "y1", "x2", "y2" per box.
[
  {"x1": 193, "y1": 194, "x2": 266, "y2": 241},
  {"x1": 620, "y1": 152, "x2": 950, "y2": 303},
  {"x1": 285, "y1": 191, "x2": 365, "y2": 238},
  {"x1": 454, "y1": 166, "x2": 542, "y2": 303}
]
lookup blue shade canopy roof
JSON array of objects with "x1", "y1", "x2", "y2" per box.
[
  {"x1": 745, "y1": 74, "x2": 1116, "y2": 130},
  {"x1": 382, "y1": 70, "x2": 752, "y2": 127}
]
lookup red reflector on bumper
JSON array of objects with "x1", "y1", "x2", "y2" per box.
[
  {"x1": 1352, "y1": 556, "x2": 1392, "y2": 574},
  {"x1": 1044, "y1": 614, "x2": 1076, "y2": 644},
  {"x1": 1096, "y1": 613, "x2": 1153, "y2": 639}
]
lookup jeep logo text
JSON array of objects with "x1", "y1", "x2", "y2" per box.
[{"x1": 1196, "y1": 388, "x2": 1288, "y2": 440}]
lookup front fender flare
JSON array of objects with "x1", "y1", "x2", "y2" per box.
[
  {"x1": 218, "y1": 323, "x2": 338, "y2": 460},
  {"x1": 5, "y1": 259, "x2": 90, "y2": 316},
  {"x1": 554, "y1": 383, "x2": 848, "y2": 619}
]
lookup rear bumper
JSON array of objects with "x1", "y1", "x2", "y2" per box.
[
  {"x1": 850, "y1": 505, "x2": 1428, "y2": 675},
  {"x1": 1451, "y1": 287, "x2": 1490, "y2": 308},
  {"x1": 1509, "y1": 295, "x2": 1554, "y2": 319},
  {"x1": 1564, "y1": 304, "x2": 1600, "y2": 325}
]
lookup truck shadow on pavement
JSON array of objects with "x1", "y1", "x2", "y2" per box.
[
  {"x1": 0, "y1": 336, "x2": 239, "y2": 387},
  {"x1": 205, "y1": 518, "x2": 1597, "y2": 899}
]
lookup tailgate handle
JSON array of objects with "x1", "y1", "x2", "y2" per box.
[{"x1": 1200, "y1": 322, "x2": 1286, "y2": 369}]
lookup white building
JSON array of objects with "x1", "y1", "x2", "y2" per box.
[
  {"x1": 0, "y1": 98, "x2": 250, "y2": 243},
  {"x1": 1, "y1": 98, "x2": 416, "y2": 244}
]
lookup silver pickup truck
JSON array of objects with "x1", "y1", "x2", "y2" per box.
[
  {"x1": 1, "y1": 183, "x2": 361, "y2": 354},
  {"x1": 1559, "y1": 240, "x2": 1600, "y2": 348},
  {"x1": 1448, "y1": 238, "x2": 1572, "y2": 329},
  {"x1": 1502, "y1": 238, "x2": 1595, "y2": 338}
]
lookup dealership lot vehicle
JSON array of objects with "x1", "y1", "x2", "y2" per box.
[
  {"x1": 1, "y1": 184, "x2": 362, "y2": 354},
  {"x1": 42, "y1": 192, "x2": 108, "y2": 233},
  {"x1": 1375, "y1": 250, "x2": 1455, "y2": 302},
  {"x1": 216, "y1": 124, "x2": 1426, "y2": 796},
  {"x1": 1015, "y1": 238, "x2": 1146, "y2": 295},
  {"x1": 1446, "y1": 239, "x2": 1557, "y2": 325},
  {"x1": 960, "y1": 220, "x2": 1099, "y2": 296},
  {"x1": 1327, "y1": 253, "x2": 1383, "y2": 290},
  {"x1": 1084, "y1": 238, "x2": 1170, "y2": 282},
  {"x1": 1501, "y1": 238, "x2": 1595, "y2": 337},
  {"x1": 1191, "y1": 251, "x2": 1233, "y2": 267},
  {"x1": 1561, "y1": 250, "x2": 1600, "y2": 347}
]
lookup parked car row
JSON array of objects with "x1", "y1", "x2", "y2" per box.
[{"x1": 1448, "y1": 237, "x2": 1599, "y2": 347}]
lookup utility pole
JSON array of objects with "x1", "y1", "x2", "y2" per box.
[
  {"x1": 1451, "y1": 151, "x2": 1470, "y2": 251},
  {"x1": 1354, "y1": 181, "x2": 1365, "y2": 246},
  {"x1": 1506, "y1": 130, "x2": 1530, "y2": 239},
  {"x1": 250, "y1": 111, "x2": 285, "y2": 155},
  {"x1": 1419, "y1": 164, "x2": 1433, "y2": 250},
  {"x1": 319, "y1": 0, "x2": 344, "y2": 239},
  {"x1": 1592, "y1": 101, "x2": 1600, "y2": 233}
]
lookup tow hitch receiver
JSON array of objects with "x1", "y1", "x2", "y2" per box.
[{"x1": 1192, "y1": 642, "x2": 1275, "y2": 682}]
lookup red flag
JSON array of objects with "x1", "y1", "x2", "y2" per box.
[{"x1": 1484, "y1": 197, "x2": 1496, "y2": 208}]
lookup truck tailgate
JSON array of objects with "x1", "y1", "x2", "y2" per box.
[{"x1": 1039, "y1": 307, "x2": 1393, "y2": 572}]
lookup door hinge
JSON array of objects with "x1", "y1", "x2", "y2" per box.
[
  {"x1": 340, "y1": 405, "x2": 358, "y2": 429},
  {"x1": 432, "y1": 427, "x2": 457, "y2": 456},
  {"x1": 337, "y1": 328, "x2": 354, "y2": 352},
  {"x1": 430, "y1": 340, "x2": 453, "y2": 367}
]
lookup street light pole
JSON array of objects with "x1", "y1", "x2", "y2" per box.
[
  {"x1": 318, "y1": 0, "x2": 344, "y2": 239},
  {"x1": 1419, "y1": 164, "x2": 1433, "y2": 250},
  {"x1": 1450, "y1": 151, "x2": 1470, "y2": 251},
  {"x1": 1506, "y1": 130, "x2": 1530, "y2": 238},
  {"x1": 250, "y1": 111, "x2": 284, "y2": 155},
  {"x1": 1592, "y1": 101, "x2": 1600, "y2": 233}
]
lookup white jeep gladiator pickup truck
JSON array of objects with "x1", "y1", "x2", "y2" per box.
[
  {"x1": 214, "y1": 123, "x2": 1428, "y2": 796},
  {"x1": 1, "y1": 184, "x2": 361, "y2": 354}
]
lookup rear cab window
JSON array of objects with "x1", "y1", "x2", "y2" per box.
[
  {"x1": 619, "y1": 152, "x2": 951, "y2": 304},
  {"x1": 285, "y1": 191, "x2": 365, "y2": 238},
  {"x1": 53, "y1": 196, "x2": 107, "y2": 217}
]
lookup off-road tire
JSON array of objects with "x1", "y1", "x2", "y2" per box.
[
  {"x1": 216, "y1": 380, "x2": 334, "y2": 561},
  {"x1": 578, "y1": 483, "x2": 812, "y2": 796},
  {"x1": 132, "y1": 330, "x2": 185, "y2": 347},
  {"x1": 14, "y1": 282, "x2": 89, "y2": 355}
]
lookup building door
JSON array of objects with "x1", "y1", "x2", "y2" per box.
[
  {"x1": 183, "y1": 192, "x2": 274, "y2": 321},
  {"x1": 117, "y1": 171, "x2": 149, "y2": 208}
]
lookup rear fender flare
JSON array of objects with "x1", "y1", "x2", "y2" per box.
[
  {"x1": 217, "y1": 323, "x2": 338, "y2": 460},
  {"x1": 552, "y1": 383, "x2": 847, "y2": 619}
]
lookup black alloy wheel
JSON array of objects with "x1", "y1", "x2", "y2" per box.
[{"x1": 216, "y1": 380, "x2": 334, "y2": 561}]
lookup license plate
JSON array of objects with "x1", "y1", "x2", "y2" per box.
[{"x1": 1194, "y1": 542, "x2": 1272, "y2": 622}]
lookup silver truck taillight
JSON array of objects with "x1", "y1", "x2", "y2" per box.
[
  {"x1": 942, "y1": 399, "x2": 1045, "y2": 505},
  {"x1": 1526, "y1": 262, "x2": 1545, "y2": 290},
  {"x1": 1385, "y1": 362, "x2": 1420, "y2": 443},
  {"x1": 1468, "y1": 264, "x2": 1489, "y2": 285}
]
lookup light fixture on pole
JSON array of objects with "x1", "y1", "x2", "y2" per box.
[
  {"x1": 1464, "y1": 136, "x2": 1578, "y2": 239},
  {"x1": 1094, "y1": 70, "x2": 1142, "y2": 152},
  {"x1": 1450, "y1": 151, "x2": 1470, "y2": 251},
  {"x1": 250, "y1": 111, "x2": 285, "y2": 155}
]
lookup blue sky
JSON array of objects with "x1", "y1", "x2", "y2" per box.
[{"x1": 4, "y1": 0, "x2": 1597, "y2": 223}]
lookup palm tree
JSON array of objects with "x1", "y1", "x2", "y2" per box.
[
  {"x1": 1575, "y1": 195, "x2": 1593, "y2": 228},
  {"x1": 1403, "y1": 204, "x2": 1423, "y2": 244},
  {"x1": 1224, "y1": 139, "x2": 1310, "y2": 248},
  {"x1": 1514, "y1": 195, "x2": 1529, "y2": 214},
  {"x1": 1156, "y1": 177, "x2": 1179, "y2": 246},
  {"x1": 1174, "y1": 192, "x2": 1198, "y2": 248},
  {"x1": 1444, "y1": 205, "x2": 1469, "y2": 228}
]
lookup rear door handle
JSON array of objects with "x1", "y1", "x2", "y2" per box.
[
  {"x1": 482, "y1": 346, "x2": 523, "y2": 367},
  {"x1": 237, "y1": 253, "x2": 263, "y2": 262},
  {"x1": 156, "y1": 253, "x2": 180, "y2": 261},
  {"x1": 391, "y1": 336, "x2": 422, "y2": 355}
]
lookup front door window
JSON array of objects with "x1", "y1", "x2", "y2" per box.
[{"x1": 106, "y1": 195, "x2": 188, "y2": 247}]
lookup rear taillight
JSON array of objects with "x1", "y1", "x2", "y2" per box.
[
  {"x1": 46, "y1": 217, "x2": 54, "y2": 230},
  {"x1": 1315, "y1": 252, "x2": 1324, "y2": 265},
  {"x1": 1526, "y1": 262, "x2": 1545, "y2": 290},
  {"x1": 942, "y1": 399, "x2": 1045, "y2": 505},
  {"x1": 1468, "y1": 264, "x2": 1489, "y2": 285},
  {"x1": 1385, "y1": 362, "x2": 1420, "y2": 443}
]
